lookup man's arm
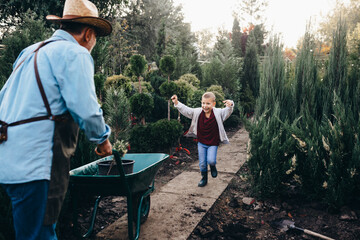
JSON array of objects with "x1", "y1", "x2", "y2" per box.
[{"x1": 58, "y1": 51, "x2": 111, "y2": 155}]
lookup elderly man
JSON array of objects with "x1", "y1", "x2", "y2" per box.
[{"x1": 0, "y1": 0, "x2": 113, "y2": 239}]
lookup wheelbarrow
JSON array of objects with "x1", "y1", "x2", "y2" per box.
[{"x1": 69, "y1": 150, "x2": 169, "y2": 240}]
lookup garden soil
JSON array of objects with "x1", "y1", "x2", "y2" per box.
[{"x1": 58, "y1": 125, "x2": 360, "y2": 240}]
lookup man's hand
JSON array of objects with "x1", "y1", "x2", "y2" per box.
[
  {"x1": 95, "y1": 139, "x2": 112, "y2": 157},
  {"x1": 171, "y1": 95, "x2": 178, "y2": 105},
  {"x1": 223, "y1": 100, "x2": 233, "y2": 108}
]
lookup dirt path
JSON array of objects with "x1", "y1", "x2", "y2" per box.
[{"x1": 96, "y1": 128, "x2": 249, "y2": 240}]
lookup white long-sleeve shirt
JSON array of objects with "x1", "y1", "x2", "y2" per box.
[{"x1": 174, "y1": 101, "x2": 234, "y2": 144}]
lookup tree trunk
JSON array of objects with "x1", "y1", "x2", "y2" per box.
[
  {"x1": 138, "y1": 76, "x2": 142, "y2": 93},
  {"x1": 141, "y1": 117, "x2": 146, "y2": 125},
  {"x1": 168, "y1": 99, "x2": 170, "y2": 120}
]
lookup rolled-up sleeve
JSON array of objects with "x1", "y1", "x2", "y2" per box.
[{"x1": 57, "y1": 50, "x2": 110, "y2": 144}]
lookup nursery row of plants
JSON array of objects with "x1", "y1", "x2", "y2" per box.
[{"x1": 247, "y1": 19, "x2": 360, "y2": 210}]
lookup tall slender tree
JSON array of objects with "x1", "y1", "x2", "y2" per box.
[{"x1": 231, "y1": 17, "x2": 243, "y2": 57}]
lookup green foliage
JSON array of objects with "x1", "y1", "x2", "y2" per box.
[
  {"x1": 129, "y1": 93, "x2": 154, "y2": 123},
  {"x1": 239, "y1": 84, "x2": 256, "y2": 114},
  {"x1": 159, "y1": 55, "x2": 176, "y2": 79},
  {"x1": 322, "y1": 94, "x2": 358, "y2": 209},
  {"x1": 150, "y1": 73, "x2": 167, "y2": 95},
  {"x1": 130, "y1": 54, "x2": 147, "y2": 77},
  {"x1": 102, "y1": 19, "x2": 139, "y2": 75},
  {"x1": 150, "y1": 119, "x2": 183, "y2": 153},
  {"x1": 159, "y1": 81, "x2": 178, "y2": 99},
  {"x1": 178, "y1": 73, "x2": 200, "y2": 88},
  {"x1": 241, "y1": 34, "x2": 260, "y2": 98},
  {"x1": 104, "y1": 74, "x2": 132, "y2": 97},
  {"x1": 224, "y1": 115, "x2": 241, "y2": 128},
  {"x1": 207, "y1": 85, "x2": 224, "y2": 97},
  {"x1": 0, "y1": 0, "x2": 127, "y2": 27},
  {"x1": 232, "y1": 18, "x2": 243, "y2": 57},
  {"x1": 129, "y1": 119, "x2": 183, "y2": 153},
  {"x1": 248, "y1": 19, "x2": 360, "y2": 208},
  {"x1": 129, "y1": 125, "x2": 154, "y2": 153},
  {"x1": 188, "y1": 89, "x2": 205, "y2": 108},
  {"x1": 94, "y1": 74, "x2": 106, "y2": 101},
  {"x1": 201, "y1": 55, "x2": 240, "y2": 96},
  {"x1": 0, "y1": 10, "x2": 50, "y2": 85},
  {"x1": 256, "y1": 35, "x2": 291, "y2": 121},
  {"x1": 247, "y1": 105, "x2": 295, "y2": 197},
  {"x1": 156, "y1": 21, "x2": 166, "y2": 60},
  {"x1": 104, "y1": 88, "x2": 131, "y2": 142},
  {"x1": 148, "y1": 93, "x2": 168, "y2": 122},
  {"x1": 201, "y1": 58, "x2": 222, "y2": 87},
  {"x1": 71, "y1": 130, "x2": 99, "y2": 170},
  {"x1": 174, "y1": 79, "x2": 195, "y2": 104},
  {"x1": 125, "y1": 0, "x2": 189, "y2": 61},
  {"x1": 131, "y1": 81, "x2": 154, "y2": 94}
]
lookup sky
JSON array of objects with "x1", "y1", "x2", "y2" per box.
[{"x1": 173, "y1": 0, "x2": 348, "y2": 48}]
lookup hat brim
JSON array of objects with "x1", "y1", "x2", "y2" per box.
[{"x1": 46, "y1": 15, "x2": 112, "y2": 36}]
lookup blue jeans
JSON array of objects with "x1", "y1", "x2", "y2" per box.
[
  {"x1": 1, "y1": 180, "x2": 57, "y2": 240},
  {"x1": 198, "y1": 142, "x2": 218, "y2": 172}
]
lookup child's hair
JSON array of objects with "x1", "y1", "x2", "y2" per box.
[{"x1": 202, "y1": 92, "x2": 216, "y2": 102}]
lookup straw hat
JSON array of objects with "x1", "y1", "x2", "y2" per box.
[{"x1": 46, "y1": 0, "x2": 112, "y2": 36}]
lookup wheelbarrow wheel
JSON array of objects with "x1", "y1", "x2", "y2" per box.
[{"x1": 132, "y1": 194, "x2": 150, "y2": 224}]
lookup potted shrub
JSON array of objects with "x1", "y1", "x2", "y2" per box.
[{"x1": 97, "y1": 139, "x2": 134, "y2": 175}]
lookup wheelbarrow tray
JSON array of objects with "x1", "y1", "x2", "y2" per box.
[
  {"x1": 69, "y1": 153, "x2": 168, "y2": 196},
  {"x1": 69, "y1": 152, "x2": 169, "y2": 239}
]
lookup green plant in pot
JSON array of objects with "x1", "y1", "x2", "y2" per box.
[{"x1": 97, "y1": 140, "x2": 134, "y2": 175}]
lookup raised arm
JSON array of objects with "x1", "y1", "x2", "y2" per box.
[
  {"x1": 172, "y1": 94, "x2": 195, "y2": 119},
  {"x1": 220, "y1": 100, "x2": 234, "y2": 121}
]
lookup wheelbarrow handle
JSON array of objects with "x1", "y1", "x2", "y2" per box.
[{"x1": 303, "y1": 229, "x2": 335, "y2": 240}]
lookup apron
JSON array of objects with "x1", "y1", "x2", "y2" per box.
[{"x1": 0, "y1": 40, "x2": 80, "y2": 225}]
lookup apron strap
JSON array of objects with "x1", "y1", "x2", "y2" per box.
[{"x1": 0, "y1": 40, "x2": 61, "y2": 144}]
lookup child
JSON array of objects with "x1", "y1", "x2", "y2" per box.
[{"x1": 171, "y1": 92, "x2": 234, "y2": 187}]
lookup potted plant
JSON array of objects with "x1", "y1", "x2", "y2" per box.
[{"x1": 97, "y1": 140, "x2": 134, "y2": 175}]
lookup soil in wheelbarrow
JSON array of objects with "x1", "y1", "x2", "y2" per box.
[{"x1": 57, "y1": 125, "x2": 360, "y2": 239}]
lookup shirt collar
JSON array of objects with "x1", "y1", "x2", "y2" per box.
[{"x1": 50, "y1": 29, "x2": 80, "y2": 45}]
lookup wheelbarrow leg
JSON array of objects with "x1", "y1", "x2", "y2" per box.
[
  {"x1": 126, "y1": 194, "x2": 135, "y2": 240},
  {"x1": 72, "y1": 193, "x2": 102, "y2": 238},
  {"x1": 82, "y1": 196, "x2": 102, "y2": 238}
]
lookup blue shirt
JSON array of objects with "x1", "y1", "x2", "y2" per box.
[{"x1": 0, "y1": 30, "x2": 111, "y2": 184}]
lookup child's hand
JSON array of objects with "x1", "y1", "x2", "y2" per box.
[
  {"x1": 171, "y1": 95, "x2": 178, "y2": 105},
  {"x1": 223, "y1": 100, "x2": 233, "y2": 108}
]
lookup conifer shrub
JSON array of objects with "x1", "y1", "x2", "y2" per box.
[
  {"x1": 178, "y1": 73, "x2": 200, "y2": 88},
  {"x1": 103, "y1": 88, "x2": 131, "y2": 142},
  {"x1": 129, "y1": 93, "x2": 154, "y2": 125},
  {"x1": 129, "y1": 124, "x2": 154, "y2": 153},
  {"x1": 150, "y1": 119, "x2": 183, "y2": 153},
  {"x1": 150, "y1": 74, "x2": 167, "y2": 95},
  {"x1": 224, "y1": 115, "x2": 241, "y2": 128},
  {"x1": 247, "y1": 105, "x2": 295, "y2": 197},
  {"x1": 129, "y1": 119, "x2": 183, "y2": 154},
  {"x1": 104, "y1": 74, "x2": 132, "y2": 97},
  {"x1": 188, "y1": 89, "x2": 205, "y2": 108},
  {"x1": 148, "y1": 93, "x2": 168, "y2": 122}
]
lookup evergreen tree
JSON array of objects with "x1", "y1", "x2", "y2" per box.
[
  {"x1": 235, "y1": 0, "x2": 268, "y2": 26},
  {"x1": 231, "y1": 17, "x2": 242, "y2": 57},
  {"x1": 130, "y1": 54, "x2": 147, "y2": 93},
  {"x1": 241, "y1": 34, "x2": 260, "y2": 99},
  {"x1": 156, "y1": 20, "x2": 166, "y2": 62}
]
